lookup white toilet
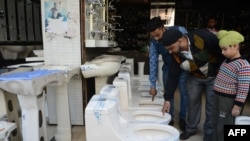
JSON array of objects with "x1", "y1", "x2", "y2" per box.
[
  {"x1": 99, "y1": 84, "x2": 171, "y2": 124},
  {"x1": 118, "y1": 66, "x2": 163, "y2": 99},
  {"x1": 113, "y1": 75, "x2": 164, "y2": 110},
  {"x1": 235, "y1": 116, "x2": 250, "y2": 125},
  {"x1": 85, "y1": 94, "x2": 180, "y2": 141}
]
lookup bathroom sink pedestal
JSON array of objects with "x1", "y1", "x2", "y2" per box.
[{"x1": 0, "y1": 70, "x2": 64, "y2": 141}]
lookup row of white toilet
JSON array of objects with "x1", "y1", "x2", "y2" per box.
[
  {"x1": 84, "y1": 57, "x2": 180, "y2": 141},
  {"x1": 83, "y1": 55, "x2": 250, "y2": 141},
  {"x1": 85, "y1": 84, "x2": 180, "y2": 141}
]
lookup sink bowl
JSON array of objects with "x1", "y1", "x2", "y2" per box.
[
  {"x1": 0, "y1": 70, "x2": 64, "y2": 95},
  {"x1": 81, "y1": 61, "x2": 121, "y2": 78}
]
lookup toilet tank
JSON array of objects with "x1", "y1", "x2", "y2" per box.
[
  {"x1": 85, "y1": 95, "x2": 117, "y2": 115},
  {"x1": 85, "y1": 95, "x2": 123, "y2": 141},
  {"x1": 99, "y1": 84, "x2": 120, "y2": 100}
]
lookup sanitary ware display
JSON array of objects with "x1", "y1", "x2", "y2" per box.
[
  {"x1": 137, "y1": 62, "x2": 145, "y2": 76},
  {"x1": 34, "y1": 65, "x2": 80, "y2": 141},
  {"x1": 125, "y1": 58, "x2": 134, "y2": 76},
  {"x1": 0, "y1": 121, "x2": 17, "y2": 141},
  {"x1": 85, "y1": 94, "x2": 180, "y2": 141},
  {"x1": 0, "y1": 70, "x2": 64, "y2": 141},
  {"x1": 99, "y1": 84, "x2": 171, "y2": 124},
  {"x1": 235, "y1": 116, "x2": 250, "y2": 125},
  {"x1": 85, "y1": 0, "x2": 122, "y2": 47},
  {"x1": 0, "y1": 46, "x2": 26, "y2": 60},
  {"x1": 113, "y1": 67, "x2": 164, "y2": 110},
  {"x1": 1, "y1": 91, "x2": 22, "y2": 141},
  {"x1": 81, "y1": 54, "x2": 125, "y2": 93}
]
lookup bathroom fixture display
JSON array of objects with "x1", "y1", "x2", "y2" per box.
[
  {"x1": 99, "y1": 84, "x2": 171, "y2": 125},
  {"x1": 113, "y1": 76, "x2": 164, "y2": 110},
  {"x1": 113, "y1": 68, "x2": 164, "y2": 109},
  {"x1": 85, "y1": 94, "x2": 180, "y2": 141},
  {"x1": 81, "y1": 54, "x2": 125, "y2": 93},
  {"x1": 34, "y1": 65, "x2": 80, "y2": 141},
  {"x1": 0, "y1": 46, "x2": 26, "y2": 60},
  {"x1": 235, "y1": 116, "x2": 250, "y2": 125},
  {"x1": 1, "y1": 91, "x2": 22, "y2": 141},
  {"x1": 137, "y1": 62, "x2": 145, "y2": 76},
  {"x1": 125, "y1": 58, "x2": 134, "y2": 76},
  {"x1": 81, "y1": 60, "x2": 121, "y2": 78},
  {"x1": 0, "y1": 70, "x2": 64, "y2": 141},
  {"x1": 85, "y1": 0, "x2": 122, "y2": 47},
  {"x1": 0, "y1": 121, "x2": 17, "y2": 141}
]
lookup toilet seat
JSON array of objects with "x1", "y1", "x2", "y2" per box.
[
  {"x1": 100, "y1": 84, "x2": 170, "y2": 124},
  {"x1": 124, "y1": 123, "x2": 180, "y2": 141},
  {"x1": 235, "y1": 116, "x2": 250, "y2": 125},
  {"x1": 122, "y1": 110, "x2": 171, "y2": 124},
  {"x1": 131, "y1": 110, "x2": 170, "y2": 124}
]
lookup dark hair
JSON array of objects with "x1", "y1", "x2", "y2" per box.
[
  {"x1": 146, "y1": 16, "x2": 164, "y2": 32},
  {"x1": 206, "y1": 15, "x2": 218, "y2": 23}
]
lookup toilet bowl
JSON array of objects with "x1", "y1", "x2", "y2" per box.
[
  {"x1": 127, "y1": 123, "x2": 179, "y2": 141},
  {"x1": 85, "y1": 94, "x2": 179, "y2": 141},
  {"x1": 235, "y1": 116, "x2": 250, "y2": 125},
  {"x1": 99, "y1": 84, "x2": 170, "y2": 124}
]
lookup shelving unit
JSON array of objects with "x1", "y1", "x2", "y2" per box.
[{"x1": 113, "y1": 3, "x2": 150, "y2": 51}]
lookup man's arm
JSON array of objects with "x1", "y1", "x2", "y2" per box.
[
  {"x1": 149, "y1": 40, "x2": 159, "y2": 89},
  {"x1": 164, "y1": 55, "x2": 182, "y2": 101}
]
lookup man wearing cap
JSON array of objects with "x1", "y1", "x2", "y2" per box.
[
  {"x1": 213, "y1": 30, "x2": 250, "y2": 141},
  {"x1": 161, "y1": 28, "x2": 224, "y2": 141},
  {"x1": 146, "y1": 16, "x2": 188, "y2": 131}
]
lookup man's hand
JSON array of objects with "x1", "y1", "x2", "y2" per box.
[
  {"x1": 231, "y1": 105, "x2": 241, "y2": 117},
  {"x1": 162, "y1": 101, "x2": 171, "y2": 116},
  {"x1": 149, "y1": 88, "x2": 157, "y2": 101}
]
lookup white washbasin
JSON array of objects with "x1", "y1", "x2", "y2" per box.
[
  {"x1": 95, "y1": 54, "x2": 125, "y2": 62},
  {"x1": 81, "y1": 61, "x2": 121, "y2": 78},
  {"x1": 34, "y1": 65, "x2": 80, "y2": 82},
  {"x1": 0, "y1": 70, "x2": 64, "y2": 95}
]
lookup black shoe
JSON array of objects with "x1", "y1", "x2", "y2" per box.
[
  {"x1": 180, "y1": 131, "x2": 196, "y2": 140},
  {"x1": 179, "y1": 119, "x2": 186, "y2": 132},
  {"x1": 169, "y1": 120, "x2": 174, "y2": 126}
]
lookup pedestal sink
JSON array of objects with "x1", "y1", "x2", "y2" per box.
[
  {"x1": 34, "y1": 65, "x2": 80, "y2": 141},
  {"x1": 0, "y1": 70, "x2": 64, "y2": 141},
  {"x1": 81, "y1": 54, "x2": 125, "y2": 93}
]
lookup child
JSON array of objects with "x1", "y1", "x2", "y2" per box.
[{"x1": 213, "y1": 30, "x2": 250, "y2": 141}]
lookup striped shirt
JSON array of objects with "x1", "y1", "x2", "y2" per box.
[{"x1": 214, "y1": 57, "x2": 250, "y2": 106}]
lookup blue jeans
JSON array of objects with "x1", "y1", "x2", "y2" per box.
[
  {"x1": 163, "y1": 68, "x2": 188, "y2": 120},
  {"x1": 185, "y1": 75, "x2": 215, "y2": 141}
]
